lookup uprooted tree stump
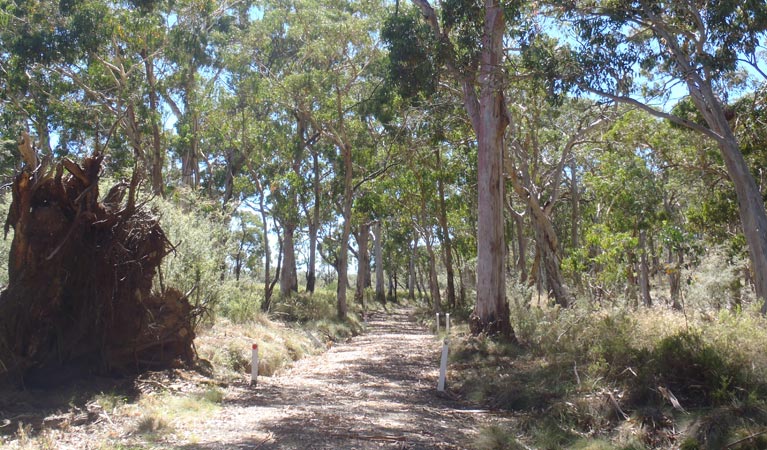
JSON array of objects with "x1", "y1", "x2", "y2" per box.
[{"x1": 0, "y1": 150, "x2": 196, "y2": 386}]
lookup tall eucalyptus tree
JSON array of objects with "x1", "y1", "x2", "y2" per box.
[{"x1": 385, "y1": 0, "x2": 525, "y2": 337}]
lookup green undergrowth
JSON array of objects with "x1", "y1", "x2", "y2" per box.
[{"x1": 445, "y1": 303, "x2": 767, "y2": 449}]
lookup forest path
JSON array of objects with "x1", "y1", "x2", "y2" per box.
[{"x1": 177, "y1": 308, "x2": 511, "y2": 449}]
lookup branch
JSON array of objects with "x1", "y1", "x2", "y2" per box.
[
  {"x1": 580, "y1": 85, "x2": 723, "y2": 142},
  {"x1": 161, "y1": 92, "x2": 183, "y2": 119},
  {"x1": 410, "y1": 0, "x2": 441, "y2": 40},
  {"x1": 546, "y1": 114, "x2": 609, "y2": 213},
  {"x1": 738, "y1": 56, "x2": 767, "y2": 81},
  {"x1": 353, "y1": 157, "x2": 401, "y2": 191},
  {"x1": 725, "y1": 430, "x2": 767, "y2": 449}
]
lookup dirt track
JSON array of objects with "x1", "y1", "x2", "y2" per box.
[{"x1": 174, "y1": 308, "x2": 511, "y2": 449}]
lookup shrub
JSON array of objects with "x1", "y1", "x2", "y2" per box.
[
  {"x1": 272, "y1": 290, "x2": 337, "y2": 322},
  {"x1": 684, "y1": 246, "x2": 753, "y2": 311},
  {"x1": 637, "y1": 330, "x2": 742, "y2": 407},
  {"x1": 220, "y1": 344, "x2": 250, "y2": 373},
  {"x1": 582, "y1": 313, "x2": 642, "y2": 380},
  {"x1": 311, "y1": 315, "x2": 363, "y2": 342},
  {"x1": 216, "y1": 279, "x2": 264, "y2": 323},
  {"x1": 452, "y1": 288, "x2": 767, "y2": 449},
  {"x1": 152, "y1": 190, "x2": 233, "y2": 316}
]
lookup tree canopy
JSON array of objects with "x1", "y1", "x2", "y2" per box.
[{"x1": 0, "y1": 0, "x2": 766, "y2": 329}]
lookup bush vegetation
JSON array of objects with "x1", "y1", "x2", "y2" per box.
[
  {"x1": 450, "y1": 278, "x2": 767, "y2": 450},
  {"x1": 5, "y1": 171, "x2": 766, "y2": 450},
  {"x1": 152, "y1": 190, "x2": 233, "y2": 318},
  {"x1": 150, "y1": 191, "x2": 363, "y2": 375}
]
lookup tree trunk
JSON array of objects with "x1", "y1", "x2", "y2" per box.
[
  {"x1": 36, "y1": 114, "x2": 52, "y2": 156},
  {"x1": 306, "y1": 222, "x2": 318, "y2": 293},
  {"x1": 306, "y1": 150, "x2": 321, "y2": 293},
  {"x1": 222, "y1": 150, "x2": 235, "y2": 206},
  {"x1": 669, "y1": 246, "x2": 682, "y2": 311},
  {"x1": 508, "y1": 213, "x2": 518, "y2": 276},
  {"x1": 234, "y1": 222, "x2": 246, "y2": 282},
  {"x1": 412, "y1": 0, "x2": 512, "y2": 336},
  {"x1": 648, "y1": 232, "x2": 660, "y2": 279},
  {"x1": 355, "y1": 223, "x2": 370, "y2": 305},
  {"x1": 510, "y1": 208, "x2": 527, "y2": 283},
  {"x1": 528, "y1": 246, "x2": 541, "y2": 289},
  {"x1": 279, "y1": 224, "x2": 299, "y2": 297},
  {"x1": 469, "y1": 0, "x2": 512, "y2": 337},
  {"x1": 521, "y1": 199, "x2": 574, "y2": 307},
  {"x1": 408, "y1": 235, "x2": 417, "y2": 300},
  {"x1": 639, "y1": 229, "x2": 652, "y2": 307},
  {"x1": 436, "y1": 149, "x2": 456, "y2": 309},
  {"x1": 141, "y1": 49, "x2": 165, "y2": 197},
  {"x1": 718, "y1": 138, "x2": 767, "y2": 313},
  {"x1": 416, "y1": 260, "x2": 427, "y2": 303},
  {"x1": 262, "y1": 222, "x2": 272, "y2": 311},
  {"x1": 337, "y1": 143, "x2": 353, "y2": 319},
  {"x1": 181, "y1": 70, "x2": 199, "y2": 188},
  {"x1": 256, "y1": 183, "x2": 277, "y2": 312},
  {"x1": 425, "y1": 237, "x2": 441, "y2": 313},
  {"x1": 363, "y1": 249, "x2": 372, "y2": 289},
  {"x1": 570, "y1": 158, "x2": 581, "y2": 290},
  {"x1": 683, "y1": 68, "x2": 767, "y2": 314},
  {"x1": 626, "y1": 250, "x2": 638, "y2": 308},
  {"x1": 536, "y1": 227, "x2": 575, "y2": 308},
  {"x1": 389, "y1": 272, "x2": 398, "y2": 303},
  {"x1": 142, "y1": 49, "x2": 165, "y2": 197},
  {"x1": 374, "y1": 222, "x2": 386, "y2": 304}
]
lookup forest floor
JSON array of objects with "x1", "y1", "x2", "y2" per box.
[{"x1": 1, "y1": 308, "x2": 517, "y2": 449}]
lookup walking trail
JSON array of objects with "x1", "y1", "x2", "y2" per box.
[{"x1": 174, "y1": 308, "x2": 511, "y2": 449}]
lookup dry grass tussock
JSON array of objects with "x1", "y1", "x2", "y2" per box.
[
  {"x1": 448, "y1": 296, "x2": 767, "y2": 450},
  {"x1": 195, "y1": 314, "x2": 322, "y2": 380}
]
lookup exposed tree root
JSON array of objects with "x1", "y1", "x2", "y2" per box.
[{"x1": 0, "y1": 152, "x2": 195, "y2": 386}]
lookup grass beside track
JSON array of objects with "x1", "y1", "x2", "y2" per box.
[{"x1": 435, "y1": 303, "x2": 767, "y2": 450}]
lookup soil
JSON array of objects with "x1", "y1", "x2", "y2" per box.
[
  {"x1": 172, "y1": 308, "x2": 514, "y2": 449},
  {"x1": 1, "y1": 308, "x2": 516, "y2": 449}
]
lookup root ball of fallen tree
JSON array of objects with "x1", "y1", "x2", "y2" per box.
[{"x1": 0, "y1": 153, "x2": 195, "y2": 386}]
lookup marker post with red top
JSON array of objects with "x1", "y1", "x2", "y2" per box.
[{"x1": 251, "y1": 343, "x2": 259, "y2": 386}]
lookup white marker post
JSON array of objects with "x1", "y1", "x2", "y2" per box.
[
  {"x1": 251, "y1": 343, "x2": 259, "y2": 386},
  {"x1": 438, "y1": 339, "x2": 449, "y2": 391},
  {"x1": 446, "y1": 313, "x2": 450, "y2": 335},
  {"x1": 435, "y1": 312, "x2": 440, "y2": 334}
]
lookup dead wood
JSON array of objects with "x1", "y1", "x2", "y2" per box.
[{"x1": 0, "y1": 152, "x2": 195, "y2": 386}]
